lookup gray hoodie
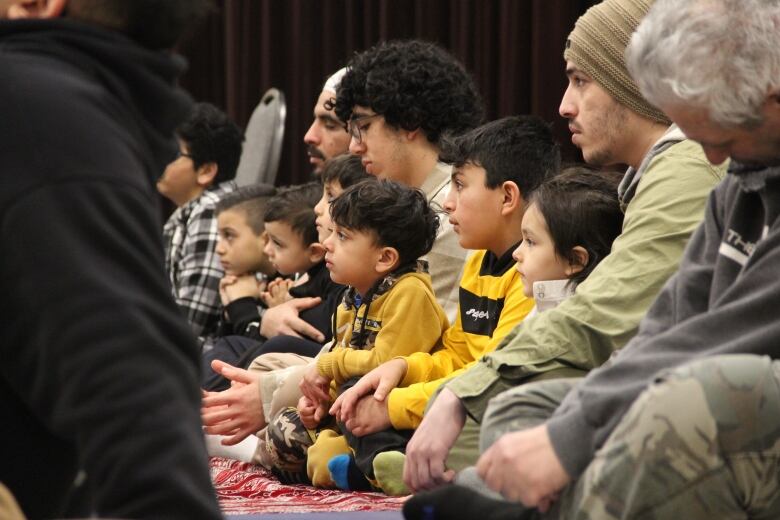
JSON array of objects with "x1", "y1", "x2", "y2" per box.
[{"x1": 548, "y1": 161, "x2": 780, "y2": 478}]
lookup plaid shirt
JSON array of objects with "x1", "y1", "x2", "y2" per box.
[{"x1": 163, "y1": 181, "x2": 237, "y2": 339}]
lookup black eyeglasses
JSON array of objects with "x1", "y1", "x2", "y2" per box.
[
  {"x1": 347, "y1": 114, "x2": 381, "y2": 144},
  {"x1": 176, "y1": 150, "x2": 193, "y2": 159}
]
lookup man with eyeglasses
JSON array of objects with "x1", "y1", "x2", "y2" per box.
[
  {"x1": 159, "y1": 102, "x2": 244, "y2": 342},
  {"x1": 334, "y1": 39, "x2": 484, "y2": 322}
]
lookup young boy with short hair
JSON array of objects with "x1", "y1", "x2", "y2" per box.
[
  {"x1": 264, "y1": 179, "x2": 450, "y2": 487},
  {"x1": 215, "y1": 183, "x2": 277, "y2": 311},
  {"x1": 159, "y1": 102, "x2": 244, "y2": 341},
  {"x1": 326, "y1": 115, "x2": 561, "y2": 494}
]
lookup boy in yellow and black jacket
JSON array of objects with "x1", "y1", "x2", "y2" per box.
[
  {"x1": 324, "y1": 116, "x2": 562, "y2": 494},
  {"x1": 264, "y1": 179, "x2": 449, "y2": 487}
]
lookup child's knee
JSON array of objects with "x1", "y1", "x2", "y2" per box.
[{"x1": 266, "y1": 407, "x2": 314, "y2": 473}]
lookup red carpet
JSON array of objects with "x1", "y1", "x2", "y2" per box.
[{"x1": 210, "y1": 457, "x2": 407, "y2": 515}]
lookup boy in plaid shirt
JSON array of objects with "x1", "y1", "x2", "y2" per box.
[{"x1": 159, "y1": 103, "x2": 243, "y2": 342}]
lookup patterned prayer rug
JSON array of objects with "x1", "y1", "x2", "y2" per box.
[{"x1": 210, "y1": 457, "x2": 407, "y2": 515}]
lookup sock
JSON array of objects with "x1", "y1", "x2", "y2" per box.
[
  {"x1": 403, "y1": 484, "x2": 531, "y2": 520},
  {"x1": 204, "y1": 433, "x2": 258, "y2": 462},
  {"x1": 372, "y1": 451, "x2": 410, "y2": 496},
  {"x1": 328, "y1": 454, "x2": 372, "y2": 491}
]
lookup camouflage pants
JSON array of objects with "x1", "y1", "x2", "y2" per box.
[
  {"x1": 480, "y1": 355, "x2": 780, "y2": 519},
  {"x1": 264, "y1": 407, "x2": 317, "y2": 474}
]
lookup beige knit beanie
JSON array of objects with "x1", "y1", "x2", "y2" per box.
[{"x1": 564, "y1": 0, "x2": 671, "y2": 125}]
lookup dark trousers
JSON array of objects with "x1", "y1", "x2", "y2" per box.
[{"x1": 339, "y1": 377, "x2": 414, "y2": 478}]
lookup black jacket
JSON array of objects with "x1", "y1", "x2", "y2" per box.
[
  {"x1": 0, "y1": 19, "x2": 221, "y2": 519},
  {"x1": 223, "y1": 261, "x2": 345, "y2": 343}
]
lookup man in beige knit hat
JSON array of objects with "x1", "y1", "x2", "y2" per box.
[{"x1": 395, "y1": 0, "x2": 727, "y2": 507}]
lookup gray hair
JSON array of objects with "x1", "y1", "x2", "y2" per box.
[{"x1": 626, "y1": 0, "x2": 780, "y2": 127}]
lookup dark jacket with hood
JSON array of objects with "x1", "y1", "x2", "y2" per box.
[{"x1": 0, "y1": 18, "x2": 220, "y2": 519}]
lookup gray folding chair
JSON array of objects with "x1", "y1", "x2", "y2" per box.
[{"x1": 234, "y1": 87, "x2": 286, "y2": 186}]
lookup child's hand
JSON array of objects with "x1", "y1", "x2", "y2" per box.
[
  {"x1": 219, "y1": 275, "x2": 237, "y2": 305},
  {"x1": 222, "y1": 274, "x2": 262, "y2": 303},
  {"x1": 297, "y1": 395, "x2": 324, "y2": 430},
  {"x1": 260, "y1": 277, "x2": 295, "y2": 307},
  {"x1": 299, "y1": 361, "x2": 331, "y2": 407}
]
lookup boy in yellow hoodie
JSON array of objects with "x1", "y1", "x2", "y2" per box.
[
  {"x1": 327, "y1": 116, "x2": 561, "y2": 494},
  {"x1": 264, "y1": 179, "x2": 449, "y2": 486}
]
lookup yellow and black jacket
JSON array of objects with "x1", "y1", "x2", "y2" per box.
[
  {"x1": 316, "y1": 261, "x2": 449, "y2": 392},
  {"x1": 387, "y1": 246, "x2": 533, "y2": 429}
]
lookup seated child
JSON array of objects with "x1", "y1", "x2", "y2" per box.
[
  {"x1": 325, "y1": 116, "x2": 560, "y2": 494},
  {"x1": 200, "y1": 183, "x2": 277, "y2": 386},
  {"x1": 513, "y1": 166, "x2": 624, "y2": 315},
  {"x1": 264, "y1": 179, "x2": 450, "y2": 487},
  {"x1": 158, "y1": 102, "x2": 243, "y2": 341}
]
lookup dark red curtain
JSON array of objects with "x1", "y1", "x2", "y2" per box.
[{"x1": 178, "y1": 0, "x2": 598, "y2": 186}]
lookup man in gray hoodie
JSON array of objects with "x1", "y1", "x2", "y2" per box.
[{"x1": 403, "y1": 0, "x2": 780, "y2": 519}]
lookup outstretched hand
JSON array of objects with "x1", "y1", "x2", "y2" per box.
[{"x1": 201, "y1": 360, "x2": 265, "y2": 445}]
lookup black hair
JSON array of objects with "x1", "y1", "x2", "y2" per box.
[
  {"x1": 329, "y1": 179, "x2": 440, "y2": 267},
  {"x1": 176, "y1": 102, "x2": 244, "y2": 185},
  {"x1": 439, "y1": 115, "x2": 561, "y2": 199},
  {"x1": 68, "y1": 0, "x2": 213, "y2": 49},
  {"x1": 531, "y1": 166, "x2": 624, "y2": 286},
  {"x1": 333, "y1": 40, "x2": 484, "y2": 144},
  {"x1": 216, "y1": 184, "x2": 277, "y2": 234},
  {"x1": 263, "y1": 182, "x2": 322, "y2": 247},
  {"x1": 320, "y1": 154, "x2": 372, "y2": 190}
]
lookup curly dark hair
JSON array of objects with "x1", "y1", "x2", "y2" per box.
[
  {"x1": 439, "y1": 115, "x2": 561, "y2": 199},
  {"x1": 333, "y1": 40, "x2": 484, "y2": 144},
  {"x1": 329, "y1": 179, "x2": 440, "y2": 267},
  {"x1": 176, "y1": 103, "x2": 244, "y2": 185},
  {"x1": 531, "y1": 166, "x2": 624, "y2": 286}
]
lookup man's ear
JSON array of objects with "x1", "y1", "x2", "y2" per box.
[
  {"x1": 765, "y1": 90, "x2": 780, "y2": 121},
  {"x1": 500, "y1": 181, "x2": 523, "y2": 216},
  {"x1": 375, "y1": 246, "x2": 400, "y2": 275},
  {"x1": 196, "y1": 163, "x2": 219, "y2": 187},
  {"x1": 404, "y1": 128, "x2": 421, "y2": 142},
  {"x1": 7, "y1": 0, "x2": 66, "y2": 19},
  {"x1": 308, "y1": 242, "x2": 326, "y2": 263},
  {"x1": 565, "y1": 246, "x2": 589, "y2": 277}
]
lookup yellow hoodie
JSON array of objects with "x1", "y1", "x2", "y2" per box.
[{"x1": 317, "y1": 264, "x2": 449, "y2": 388}]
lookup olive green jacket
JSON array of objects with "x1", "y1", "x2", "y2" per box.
[{"x1": 446, "y1": 126, "x2": 727, "y2": 421}]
